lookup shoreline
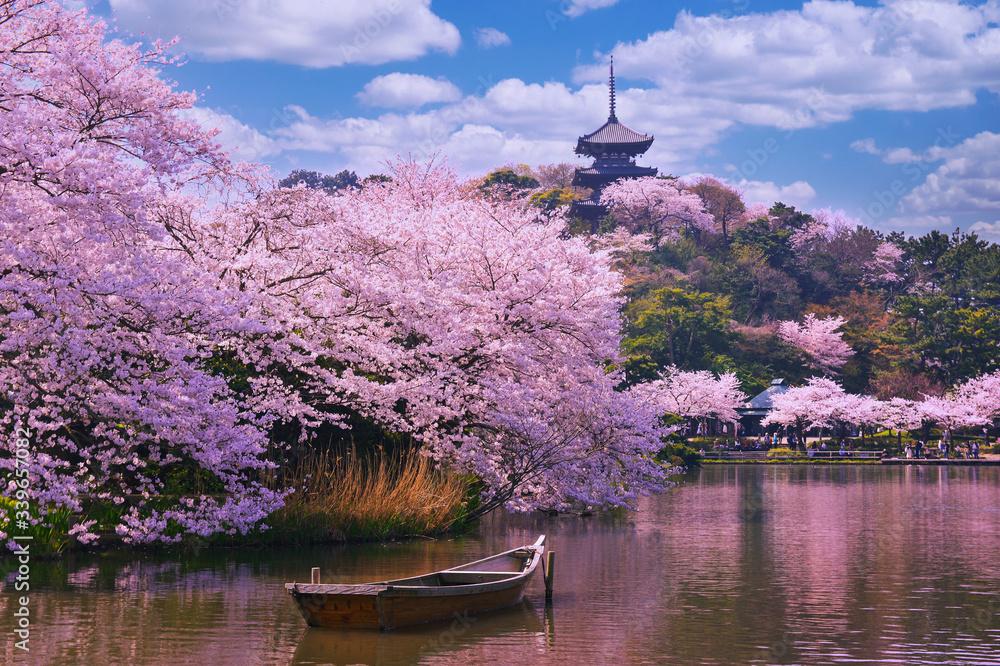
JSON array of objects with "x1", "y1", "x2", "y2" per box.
[{"x1": 702, "y1": 458, "x2": 1000, "y2": 466}]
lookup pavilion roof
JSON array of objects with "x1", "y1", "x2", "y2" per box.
[{"x1": 738, "y1": 378, "x2": 789, "y2": 414}]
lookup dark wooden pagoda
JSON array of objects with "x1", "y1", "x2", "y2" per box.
[{"x1": 571, "y1": 57, "x2": 657, "y2": 223}]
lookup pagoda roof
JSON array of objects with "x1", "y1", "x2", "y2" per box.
[
  {"x1": 576, "y1": 119, "x2": 653, "y2": 154},
  {"x1": 572, "y1": 163, "x2": 657, "y2": 187},
  {"x1": 575, "y1": 56, "x2": 653, "y2": 156},
  {"x1": 574, "y1": 163, "x2": 657, "y2": 178}
]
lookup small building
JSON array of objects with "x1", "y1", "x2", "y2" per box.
[
  {"x1": 570, "y1": 57, "x2": 657, "y2": 225},
  {"x1": 737, "y1": 378, "x2": 789, "y2": 436}
]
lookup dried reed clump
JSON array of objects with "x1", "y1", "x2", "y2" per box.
[{"x1": 264, "y1": 448, "x2": 470, "y2": 542}]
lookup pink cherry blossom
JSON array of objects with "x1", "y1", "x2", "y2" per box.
[
  {"x1": 762, "y1": 376, "x2": 853, "y2": 432},
  {"x1": 876, "y1": 397, "x2": 924, "y2": 432},
  {"x1": 864, "y1": 241, "x2": 905, "y2": 285},
  {"x1": 951, "y1": 371, "x2": 1000, "y2": 424},
  {"x1": 790, "y1": 208, "x2": 858, "y2": 251},
  {"x1": 601, "y1": 177, "x2": 714, "y2": 248},
  {"x1": 633, "y1": 366, "x2": 748, "y2": 423},
  {"x1": 917, "y1": 396, "x2": 985, "y2": 432},
  {"x1": 0, "y1": 0, "x2": 279, "y2": 544},
  {"x1": 778, "y1": 314, "x2": 854, "y2": 374}
]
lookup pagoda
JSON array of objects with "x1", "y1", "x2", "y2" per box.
[{"x1": 571, "y1": 57, "x2": 657, "y2": 223}]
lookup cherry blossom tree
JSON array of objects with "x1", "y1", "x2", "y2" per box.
[
  {"x1": 188, "y1": 158, "x2": 674, "y2": 515},
  {"x1": 601, "y1": 177, "x2": 713, "y2": 249},
  {"x1": 777, "y1": 314, "x2": 854, "y2": 374},
  {"x1": 589, "y1": 227, "x2": 654, "y2": 267},
  {"x1": 0, "y1": 0, "x2": 279, "y2": 544},
  {"x1": 741, "y1": 202, "x2": 771, "y2": 224},
  {"x1": 762, "y1": 377, "x2": 856, "y2": 444},
  {"x1": 876, "y1": 397, "x2": 922, "y2": 430},
  {"x1": 790, "y1": 208, "x2": 857, "y2": 251},
  {"x1": 952, "y1": 371, "x2": 1000, "y2": 425},
  {"x1": 633, "y1": 366, "x2": 748, "y2": 423},
  {"x1": 864, "y1": 241, "x2": 905, "y2": 285},
  {"x1": 918, "y1": 396, "x2": 984, "y2": 432},
  {"x1": 873, "y1": 396, "x2": 922, "y2": 449}
]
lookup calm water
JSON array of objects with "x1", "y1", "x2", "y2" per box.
[{"x1": 3, "y1": 465, "x2": 999, "y2": 665}]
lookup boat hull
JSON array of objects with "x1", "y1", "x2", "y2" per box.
[{"x1": 290, "y1": 576, "x2": 532, "y2": 630}]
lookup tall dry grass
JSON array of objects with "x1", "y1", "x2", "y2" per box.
[{"x1": 262, "y1": 448, "x2": 471, "y2": 543}]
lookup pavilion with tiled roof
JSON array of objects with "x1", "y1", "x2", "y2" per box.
[
  {"x1": 736, "y1": 378, "x2": 790, "y2": 435},
  {"x1": 570, "y1": 57, "x2": 657, "y2": 223}
]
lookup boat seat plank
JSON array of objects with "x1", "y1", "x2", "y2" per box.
[
  {"x1": 437, "y1": 571, "x2": 519, "y2": 585},
  {"x1": 286, "y1": 583, "x2": 388, "y2": 595}
]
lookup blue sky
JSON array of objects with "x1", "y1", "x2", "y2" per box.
[{"x1": 90, "y1": 0, "x2": 1000, "y2": 239}]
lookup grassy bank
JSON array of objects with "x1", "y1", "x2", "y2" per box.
[
  {"x1": 255, "y1": 448, "x2": 472, "y2": 544},
  {"x1": 2, "y1": 449, "x2": 474, "y2": 558}
]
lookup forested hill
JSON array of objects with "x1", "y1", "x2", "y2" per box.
[{"x1": 617, "y1": 207, "x2": 999, "y2": 398}]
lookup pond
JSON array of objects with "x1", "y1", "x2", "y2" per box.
[{"x1": 3, "y1": 465, "x2": 999, "y2": 664}]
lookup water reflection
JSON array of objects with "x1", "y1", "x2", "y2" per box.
[
  {"x1": 2, "y1": 465, "x2": 998, "y2": 664},
  {"x1": 292, "y1": 602, "x2": 544, "y2": 665}
]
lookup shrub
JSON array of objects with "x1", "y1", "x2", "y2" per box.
[
  {"x1": 686, "y1": 436, "x2": 730, "y2": 449},
  {"x1": 766, "y1": 447, "x2": 801, "y2": 459},
  {"x1": 658, "y1": 443, "x2": 702, "y2": 467}
]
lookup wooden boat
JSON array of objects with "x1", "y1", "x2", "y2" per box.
[{"x1": 285, "y1": 535, "x2": 545, "y2": 630}]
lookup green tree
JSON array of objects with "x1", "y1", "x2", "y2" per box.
[
  {"x1": 623, "y1": 286, "x2": 733, "y2": 381},
  {"x1": 889, "y1": 294, "x2": 1000, "y2": 383},
  {"x1": 479, "y1": 167, "x2": 539, "y2": 192},
  {"x1": 278, "y1": 169, "x2": 359, "y2": 194},
  {"x1": 886, "y1": 230, "x2": 1000, "y2": 383},
  {"x1": 529, "y1": 187, "x2": 577, "y2": 212}
]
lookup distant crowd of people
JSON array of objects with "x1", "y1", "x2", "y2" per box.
[
  {"x1": 903, "y1": 439, "x2": 983, "y2": 459},
  {"x1": 701, "y1": 426, "x2": 995, "y2": 459}
]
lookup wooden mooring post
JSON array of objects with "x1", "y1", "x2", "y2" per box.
[
  {"x1": 543, "y1": 551, "x2": 555, "y2": 602},
  {"x1": 311, "y1": 567, "x2": 321, "y2": 584}
]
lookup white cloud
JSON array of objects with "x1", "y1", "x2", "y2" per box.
[
  {"x1": 564, "y1": 0, "x2": 620, "y2": 18},
  {"x1": 575, "y1": 1, "x2": 1000, "y2": 129},
  {"x1": 108, "y1": 0, "x2": 460, "y2": 67},
  {"x1": 357, "y1": 73, "x2": 461, "y2": 108},
  {"x1": 850, "y1": 137, "x2": 921, "y2": 164},
  {"x1": 901, "y1": 132, "x2": 1000, "y2": 217},
  {"x1": 850, "y1": 138, "x2": 879, "y2": 155},
  {"x1": 684, "y1": 173, "x2": 817, "y2": 209},
  {"x1": 885, "y1": 215, "x2": 955, "y2": 235},
  {"x1": 475, "y1": 27, "x2": 511, "y2": 48},
  {"x1": 734, "y1": 178, "x2": 817, "y2": 209},
  {"x1": 970, "y1": 221, "x2": 1000, "y2": 242},
  {"x1": 182, "y1": 107, "x2": 279, "y2": 161},
  {"x1": 883, "y1": 147, "x2": 921, "y2": 165}
]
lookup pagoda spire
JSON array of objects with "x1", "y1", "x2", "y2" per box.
[
  {"x1": 608, "y1": 55, "x2": 617, "y2": 121},
  {"x1": 571, "y1": 58, "x2": 657, "y2": 224}
]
